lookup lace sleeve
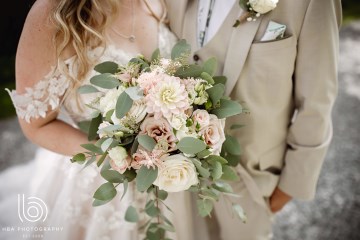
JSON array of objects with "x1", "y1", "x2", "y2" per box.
[{"x1": 5, "y1": 70, "x2": 70, "y2": 123}]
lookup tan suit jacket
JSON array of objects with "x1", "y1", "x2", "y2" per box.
[{"x1": 165, "y1": 0, "x2": 342, "y2": 200}]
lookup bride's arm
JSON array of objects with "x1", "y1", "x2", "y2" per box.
[{"x1": 15, "y1": 0, "x2": 89, "y2": 157}]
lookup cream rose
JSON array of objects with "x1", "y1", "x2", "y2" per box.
[
  {"x1": 168, "y1": 114, "x2": 187, "y2": 131},
  {"x1": 108, "y1": 146, "x2": 130, "y2": 174},
  {"x1": 140, "y1": 116, "x2": 177, "y2": 152},
  {"x1": 153, "y1": 154, "x2": 198, "y2": 192},
  {"x1": 199, "y1": 114, "x2": 226, "y2": 155},
  {"x1": 249, "y1": 0, "x2": 278, "y2": 14},
  {"x1": 111, "y1": 98, "x2": 147, "y2": 125}
]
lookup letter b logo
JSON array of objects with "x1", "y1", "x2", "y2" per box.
[{"x1": 18, "y1": 194, "x2": 48, "y2": 223}]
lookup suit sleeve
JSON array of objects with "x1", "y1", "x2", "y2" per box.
[{"x1": 277, "y1": 0, "x2": 342, "y2": 200}]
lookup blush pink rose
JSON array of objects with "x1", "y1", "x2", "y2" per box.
[
  {"x1": 199, "y1": 114, "x2": 226, "y2": 155},
  {"x1": 192, "y1": 109, "x2": 210, "y2": 128},
  {"x1": 136, "y1": 72, "x2": 165, "y2": 94},
  {"x1": 140, "y1": 116, "x2": 177, "y2": 152}
]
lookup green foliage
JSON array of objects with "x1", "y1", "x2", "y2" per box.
[
  {"x1": 206, "y1": 84, "x2": 225, "y2": 105},
  {"x1": 88, "y1": 114, "x2": 102, "y2": 141},
  {"x1": 202, "y1": 57, "x2": 217, "y2": 76},
  {"x1": 94, "y1": 61, "x2": 119, "y2": 74},
  {"x1": 125, "y1": 206, "x2": 139, "y2": 222},
  {"x1": 197, "y1": 199, "x2": 213, "y2": 217},
  {"x1": 90, "y1": 73, "x2": 120, "y2": 89},
  {"x1": 101, "y1": 170, "x2": 125, "y2": 183},
  {"x1": 171, "y1": 39, "x2": 191, "y2": 60},
  {"x1": 211, "y1": 99, "x2": 243, "y2": 119},
  {"x1": 77, "y1": 85, "x2": 100, "y2": 94},
  {"x1": 115, "y1": 91, "x2": 133, "y2": 119},
  {"x1": 138, "y1": 134, "x2": 157, "y2": 151},
  {"x1": 174, "y1": 64, "x2": 203, "y2": 78},
  {"x1": 177, "y1": 137, "x2": 207, "y2": 154},
  {"x1": 93, "y1": 182, "x2": 117, "y2": 201},
  {"x1": 136, "y1": 166, "x2": 158, "y2": 192}
]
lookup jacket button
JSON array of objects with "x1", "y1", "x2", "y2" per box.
[{"x1": 193, "y1": 54, "x2": 200, "y2": 61}]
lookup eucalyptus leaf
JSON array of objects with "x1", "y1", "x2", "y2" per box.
[
  {"x1": 101, "y1": 169, "x2": 124, "y2": 183},
  {"x1": 171, "y1": 39, "x2": 191, "y2": 60},
  {"x1": 100, "y1": 138, "x2": 114, "y2": 152},
  {"x1": 230, "y1": 124, "x2": 245, "y2": 130},
  {"x1": 221, "y1": 165, "x2": 240, "y2": 181},
  {"x1": 158, "y1": 223, "x2": 175, "y2": 232},
  {"x1": 157, "y1": 189, "x2": 168, "y2": 201},
  {"x1": 94, "y1": 61, "x2": 119, "y2": 74},
  {"x1": 115, "y1": 91, "x2": 133, "y2": 119},
  {"x1": 125, "y1": 86, "x2": 144, "y2": 100},
  {"x1": 224, "y1": 153, "x2": 240, "y2": 167},
  {"x1": 200, "y1": 72, "x2": 215, "y2": 85},
  {"x1": 211, "y1": 99, "x2": 243, "y2": 119},
  {"x1": 71, "y1": 153, "x2": 86, "y2": 164},
  {"x1": 78, "y1": 85, "x2": 100, "y2": 94},
  {"x1": 92, "y1": 199, "x2": 111, "y2": 207},
  {"x1": 211, "y1": 161, "x2": 223, "y2": 180},
  {"x1": 202, "y1": 57, "x2": 217, "y2": 76},
  {"x1": 191, "y1": 158, "x2": 210, "y2": 178},
  {"x1": 212, "y1": 181, "x2": 233, "y2": 193},
  {"x1": 88, "y1": 114, "x2": 102, "y2": 141},
  {"x1": 90, "y1": 73, "x2": 120, "y2": 89},
  {"x1": 125, "y1": 206, "x2": 139, "y2": 222},
  {"x1": 131, "y1": 137, "x2": 139, "y2": 155},
  {"x1": 206, "y1": 155, "x2": 228, "y2": 165},
  {"x1": 177, "y1": 137, "x2": 207, "y2": 154},
  {"x1": 233, "y1": 204, "x2": 247, "y2": 223},
  {"x1": 77, "y1": 120, "x2": 91, "y2": 134},
  {"x1": 213, "y1": 76, "x2": 227, "y2": 85},
  {"x1": 81, "y1": 143, "x2": 103, "y2": 154},
  {"x1": 145, "y1": 201, "x2": 160, "y2": 217},
  {"x1": 82, "y1": 154, "x2": 97, "y2": 170},
  {"x1": 197, "y1": 199, "x2": 213, "y2": 217},
  {"x1": 224, "y1": 135, "x2": 242, "y2": 156},
  {"x1": 206, "y1": 84, "x2": 225, "y2": 105},
  {"x1": 196, "y1": 149, "x2": 212, "y2": 159},
  {"x1": 138, "y1": 134, "x2": 157, "y2": 151},
  {"x1": 97, "y1": 152, "x2": 108, "y2": 167},
  {"x1": 174, "y1": 64, "x2": 203, "y2": 78},
  {"x1": 136, "y1": 166, "x2": 158, "y2": 192},
  {"x1": 93, "y1": 182, "x2": 117, "y2": 201},
  {"x1": 151, "y1": 48, "x2": 161, "y2": 62},
  {"x1": 120, "y1": 179, "x2": 128, "y2": 201}
]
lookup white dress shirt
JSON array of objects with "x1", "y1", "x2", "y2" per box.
[{"x1": 197, "y1": 0, "x2": 236, "y2": 47}]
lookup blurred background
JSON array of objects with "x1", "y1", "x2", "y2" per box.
[{"x1": 0, "y1": 0, "x2": 359, "y2": 239}]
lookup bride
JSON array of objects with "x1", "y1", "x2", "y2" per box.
[{"x1": 1, "y1": 0, "x2": 207, "y2": 239}]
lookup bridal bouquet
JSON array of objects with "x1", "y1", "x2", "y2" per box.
[{"x1": 72, "y1": 40, "x2": 246, "y2": 239}]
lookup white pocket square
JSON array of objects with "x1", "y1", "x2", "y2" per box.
[{"x1": 261, "y1": 21, "x2": 287, "y2": 41}]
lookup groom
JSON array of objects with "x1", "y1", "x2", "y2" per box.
[{"x1": 165, "y1": 0, "x2": 342, "y2": 239}]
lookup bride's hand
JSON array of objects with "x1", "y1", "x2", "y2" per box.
[{"x1": 269, "y1": 187, "x2": 292, "y2": 213}]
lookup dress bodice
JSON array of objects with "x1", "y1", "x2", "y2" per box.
[{"x1": 7, "y1": 23, "x2": 178, "y2": 124}]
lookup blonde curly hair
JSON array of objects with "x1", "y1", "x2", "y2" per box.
[{"x1": 51, "y1": 0, "x2": 120, "y2": 81}]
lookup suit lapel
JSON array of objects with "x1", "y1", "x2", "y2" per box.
[
  {"x1": 183, "y1": 0, "x2": 199, "y2": 50},
  {"x1": 223, "y1": 16, "x2": 263, "y2": 96},
  {"x1": 165, "y1": 0, "x2": 189, "y2": 38}
]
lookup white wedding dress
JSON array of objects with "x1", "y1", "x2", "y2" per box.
[{"x1": 0, "y1": 24, "x2": 206, "y2": 240}]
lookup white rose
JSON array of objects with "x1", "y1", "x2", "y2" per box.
[
  {"x1": 168, "y1": 114, "x2": 187, "y2": 131},
  {"x1": 154, "y1": 154, "x2": 198, "y2": 192},
  {"x1": 99, "y1": 87, "x2": 125, "y2": 115},
  {"x1": 199, "y1": 114, "x2": 226, "y2": 155},
  {"x1": 111, "y1": 98, "x2": 147, "y2": 125},
  {"x1": 97, "y1": 121, "x2": 112, "y2": 138},
  {"x1": 175, "y1": 128, "x2": 198, "y2": 141},
  {"x1": 249, "y1": 0, "x2": 278, "y2": 14},
  {"x1": 192, "y1": 109, "x2": 210, "y2": 129},
  {"x1": 108, "y1": 146, "x2": 130, "y2": 174}
]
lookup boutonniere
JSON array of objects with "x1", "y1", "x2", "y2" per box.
[{"x1": 233, "y1": 0, "x2": 279, "y2": 27}]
